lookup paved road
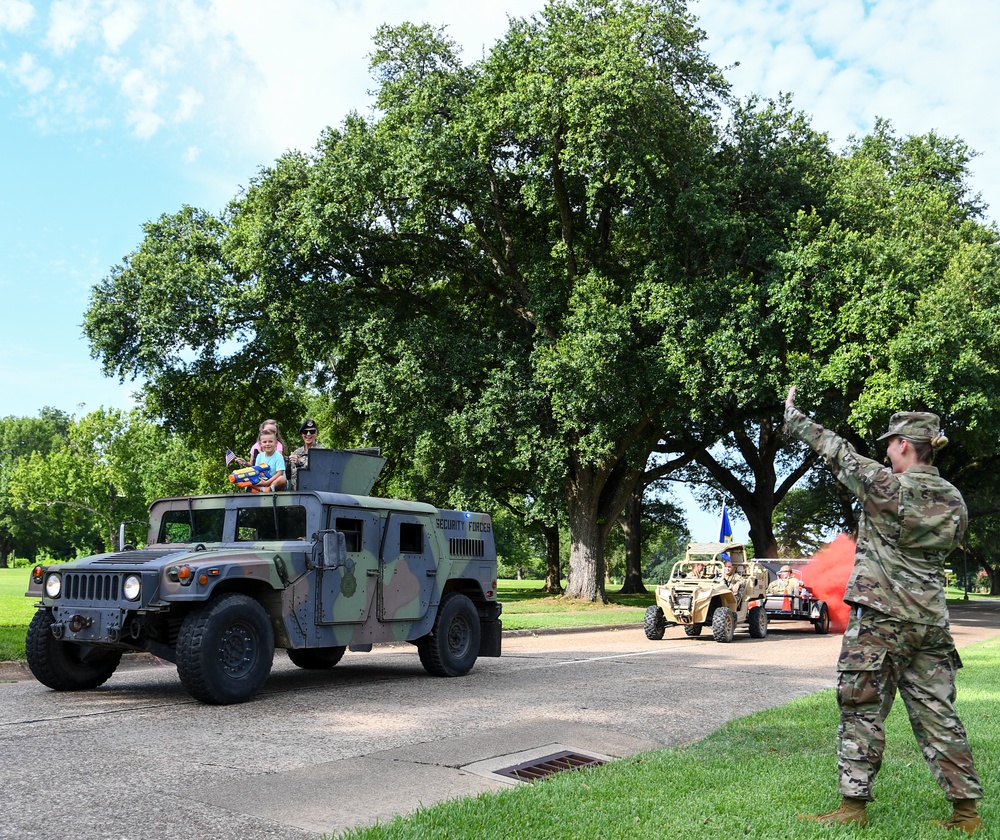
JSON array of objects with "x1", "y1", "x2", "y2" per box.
[{"x1": 2, "y1": 602, "x2": 997, "y2": 840}]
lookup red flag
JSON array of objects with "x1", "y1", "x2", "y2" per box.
[{"x1": 799, "y1": 534, "x2": 855, "y2": 634}]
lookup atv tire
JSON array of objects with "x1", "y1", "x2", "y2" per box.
[
  {"x1": 712, "y1": 605, "x2": 736, "y2": 643},
  {"x1": 644, "y1": 606, "x2": 666, "y2": 640}
]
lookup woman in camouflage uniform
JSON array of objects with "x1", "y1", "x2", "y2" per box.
[
  {"x1": 288, "y1": 419, "x2": 321, "y2": 489},
  {"x1": 784, "y1": 386, "x2": 983, "y2": 834}
]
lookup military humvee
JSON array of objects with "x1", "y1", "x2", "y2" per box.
[
  {"x1": 25, "y1": 449, "x2": 502, "y2": 704},
  {"x1": 644, "y1": 542, "x2": 769, "y2": 643}
]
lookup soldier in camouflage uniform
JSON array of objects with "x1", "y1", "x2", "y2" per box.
[
  {"x1": 722, "y1": 559, "x2": 745, "y2": 602},
  {"x1": 288, "y1": 419, "x2": 322, "y2": 489},
  {"x1": 767, "y1": 564, "x2": 799, "y2": 595},
  {"x1": 785, "y1": 386, "x2": 983, "y2": 834}
]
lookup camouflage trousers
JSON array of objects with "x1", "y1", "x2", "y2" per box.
[{"x1": 835, "y1": 607, "x2": 982, "y2": 802}]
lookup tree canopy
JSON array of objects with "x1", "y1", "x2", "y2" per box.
[{"x1": 83, "y1": 0, "x2": 1000, "y2": 599}]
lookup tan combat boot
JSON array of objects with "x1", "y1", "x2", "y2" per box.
[
  {"x1": 933, "y1": 799, "x2": 983, "y2": 834},
  {"x1": 797, "y1": 797, "x2": 868, "y2": 826}
]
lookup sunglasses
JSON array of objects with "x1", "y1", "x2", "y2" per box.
[{"x1": 302, "y1": 430, "x2": 317, "y2": 435}]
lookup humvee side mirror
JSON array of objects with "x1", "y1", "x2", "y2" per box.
[{"x1": 322, "y1": 530, "x2": 347, "y2": 569}]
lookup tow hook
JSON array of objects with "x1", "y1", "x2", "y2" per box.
[
  {"x1": 67, "y1": 614, "x2": 93, "y2": 633},
  {"x1": 51, "y1": 622, "x2": 65, "y2": 639}
]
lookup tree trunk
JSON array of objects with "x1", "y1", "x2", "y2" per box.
[
  {"x1": 563, "y1": 468, "x2": 609, "y2": 603},
  {"x1": 745, "y1": 507, "x2": 779, "y2": 559},
  {"x1": 0, "y1": 532, "x2": 13, "y2": 569},
  {"x1": 619, "y1": 488, "x2": 647, "y2": 594},
  {"x1": 541, "y1": 523, "x2": 562, "y2": 594},
  {"x1": 560, "y1": 445, "x2": 651, "y2": 603},
  {"x1": 564, "y1": 505, "x2": 606, "y2": 603}
]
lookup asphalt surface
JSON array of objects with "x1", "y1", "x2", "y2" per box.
[{"x1": 1, "y1": 601, "x2": 998, "y2": 840}]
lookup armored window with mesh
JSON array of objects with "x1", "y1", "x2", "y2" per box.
[{"x1": 449, "y1": 538, "x2": 485, "y2": 558}]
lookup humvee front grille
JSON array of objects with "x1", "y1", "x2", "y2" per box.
[{"x1": 63, "y1": 572, "x2": 121, "y2": 602}]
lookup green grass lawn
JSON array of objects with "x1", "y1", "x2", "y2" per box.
[
  {"x1": 497, "y1": 579, "x2": 653, "y2": 631},
  {"x1": 331, "y1": 635, "x2": 1000, "y2": 840},
  {"x1": 0, "y1": 567, "x2": 34, "y2": 660},
  {"x1": 1, "y1": 569, "x2": 990, "y2": 663}
]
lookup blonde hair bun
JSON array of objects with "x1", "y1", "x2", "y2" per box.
[{"x1": 931, "y1": 434, "x2": 949, "y2": 450}]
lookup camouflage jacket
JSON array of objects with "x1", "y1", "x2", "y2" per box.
[
  {"x1": 288, "y1": 444, "x2": 322, "y2": 488},
  {"x1": 785, "y1": 406, "x2": 967, "y2": 626}
]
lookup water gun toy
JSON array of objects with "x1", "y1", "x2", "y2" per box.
[{"x1": 229, "y1": 463, "x2": 273, "y2": 490}]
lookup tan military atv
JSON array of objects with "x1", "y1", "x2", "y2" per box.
[{"x1": 644, "y1": 542, "x2": 769, "y2": 643}]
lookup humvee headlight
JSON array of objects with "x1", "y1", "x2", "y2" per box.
[
  {"x1": 123, "y1": 574, "x2": 142, "y2": 601},
  {"x1": 44, "y1": 573, "x2": 62, "y2": 599}
]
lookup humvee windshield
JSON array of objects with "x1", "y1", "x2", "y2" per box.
[
  {"x1": 156, "y1": 504, "x2": 309, "y2": 543},
  {"x1": 159, "y1": 508, "x2": 225, "y2": 544}
]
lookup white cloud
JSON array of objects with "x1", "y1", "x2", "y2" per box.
[
  {"x1": 699, "y1": 0, "x2": 1000, "y2": 214},
  {"x1": 45, "y1": 0, "x2": 94, "y2": 55},
  {"x1": 119, "y1": 65, "x2": 162, "y2": 137},
  {"x1": 174, "y1": 86, "x2": 202, "y2": 123},
  {"x1": 4, "y1": 0, "x2": 999, "y2": 213},
  {"x1": 13, "y1": 51, "x2": 53, "y2": 94},
  {"x1": 191, "y1": 0, "x2": 546, "y2": 161},
  {"x1": 0, "y1": 0, "x2": 34, "y2": 32},
  {"x1": 101, "y1": 0, "x2": 142, "y2": 51}
]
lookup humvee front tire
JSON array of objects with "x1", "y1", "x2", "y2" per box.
[
  {"x1": 287, "y1": 646, "x2": 347, "y2": 669},
  {"x1": 176, "y1": 594, "x2": 274, "y2": 704},
  {"x1": 747, "y1": 605, "x2": 768, "y2": 639},
  {"x1": 644, "y1": 606, "x2": 666, "y2": 640},
  {"x1": 417, "y1": 592, "x2": 480, "y2": 677},
  {"x1": 712, "y1": 605, "x2": 735, "y2": 643},
  {"x1": 26, "y1": 610, "x2": 123, "y2": 691}
]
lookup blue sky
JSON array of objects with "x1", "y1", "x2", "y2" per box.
[{"x1": 2, "y1": 0, "x2": 998, "y2": 541}]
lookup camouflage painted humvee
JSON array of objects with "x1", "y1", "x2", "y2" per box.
[{"x1": 25, "y1": 449, "x2": 502, "y2": 704}]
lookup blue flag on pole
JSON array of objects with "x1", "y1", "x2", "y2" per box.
[{"x1": 719, "y1": 504, "x2": 733, "y2": 543}]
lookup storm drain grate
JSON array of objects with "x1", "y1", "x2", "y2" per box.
[{"x1": 493, "y1": 750, "x2": 607, "y2": 783}]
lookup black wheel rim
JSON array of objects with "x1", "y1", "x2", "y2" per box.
[
  {"x1": 218, "y1": 621, "x2": 258, "y2": 678},
  {"x1": 447, "y1": 614, "x2": 472, "y2": 658}
]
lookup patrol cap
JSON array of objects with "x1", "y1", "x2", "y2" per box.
[
  {"x1": 299, "y1": 419, "x2": 318, "y2": 434},
  {"x1": 876, "y1": 411, "x2": 941, "y2": 441}
]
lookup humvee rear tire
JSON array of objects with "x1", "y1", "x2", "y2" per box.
[
  {"x1": 417, "y1": 592, "x2": 480, "y2": 677},
  {"x1": 683, "y1": 623, "x2": 703, "y2": 637},
  {"x1": 287, "y1": 646, "x2": 347, "y2": 669},
  {"x1": 176, "y1": 594, "x2": 274, "y2": 704},
  {"x1": 644, "y1": 606, "x2": 666, "y2": 640},
  {"x1": 814, "y1": 603, "x2": 831, "y2": 634},
  {"x1": 26, "y1": 610, "x2": 123, "y2": 691},
  {"x1": 712, "y1": 606, "x2": 736, "y2": 643},
  {"x1": 747, "y1": 605, "x2": 768, "y2": 639}
]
